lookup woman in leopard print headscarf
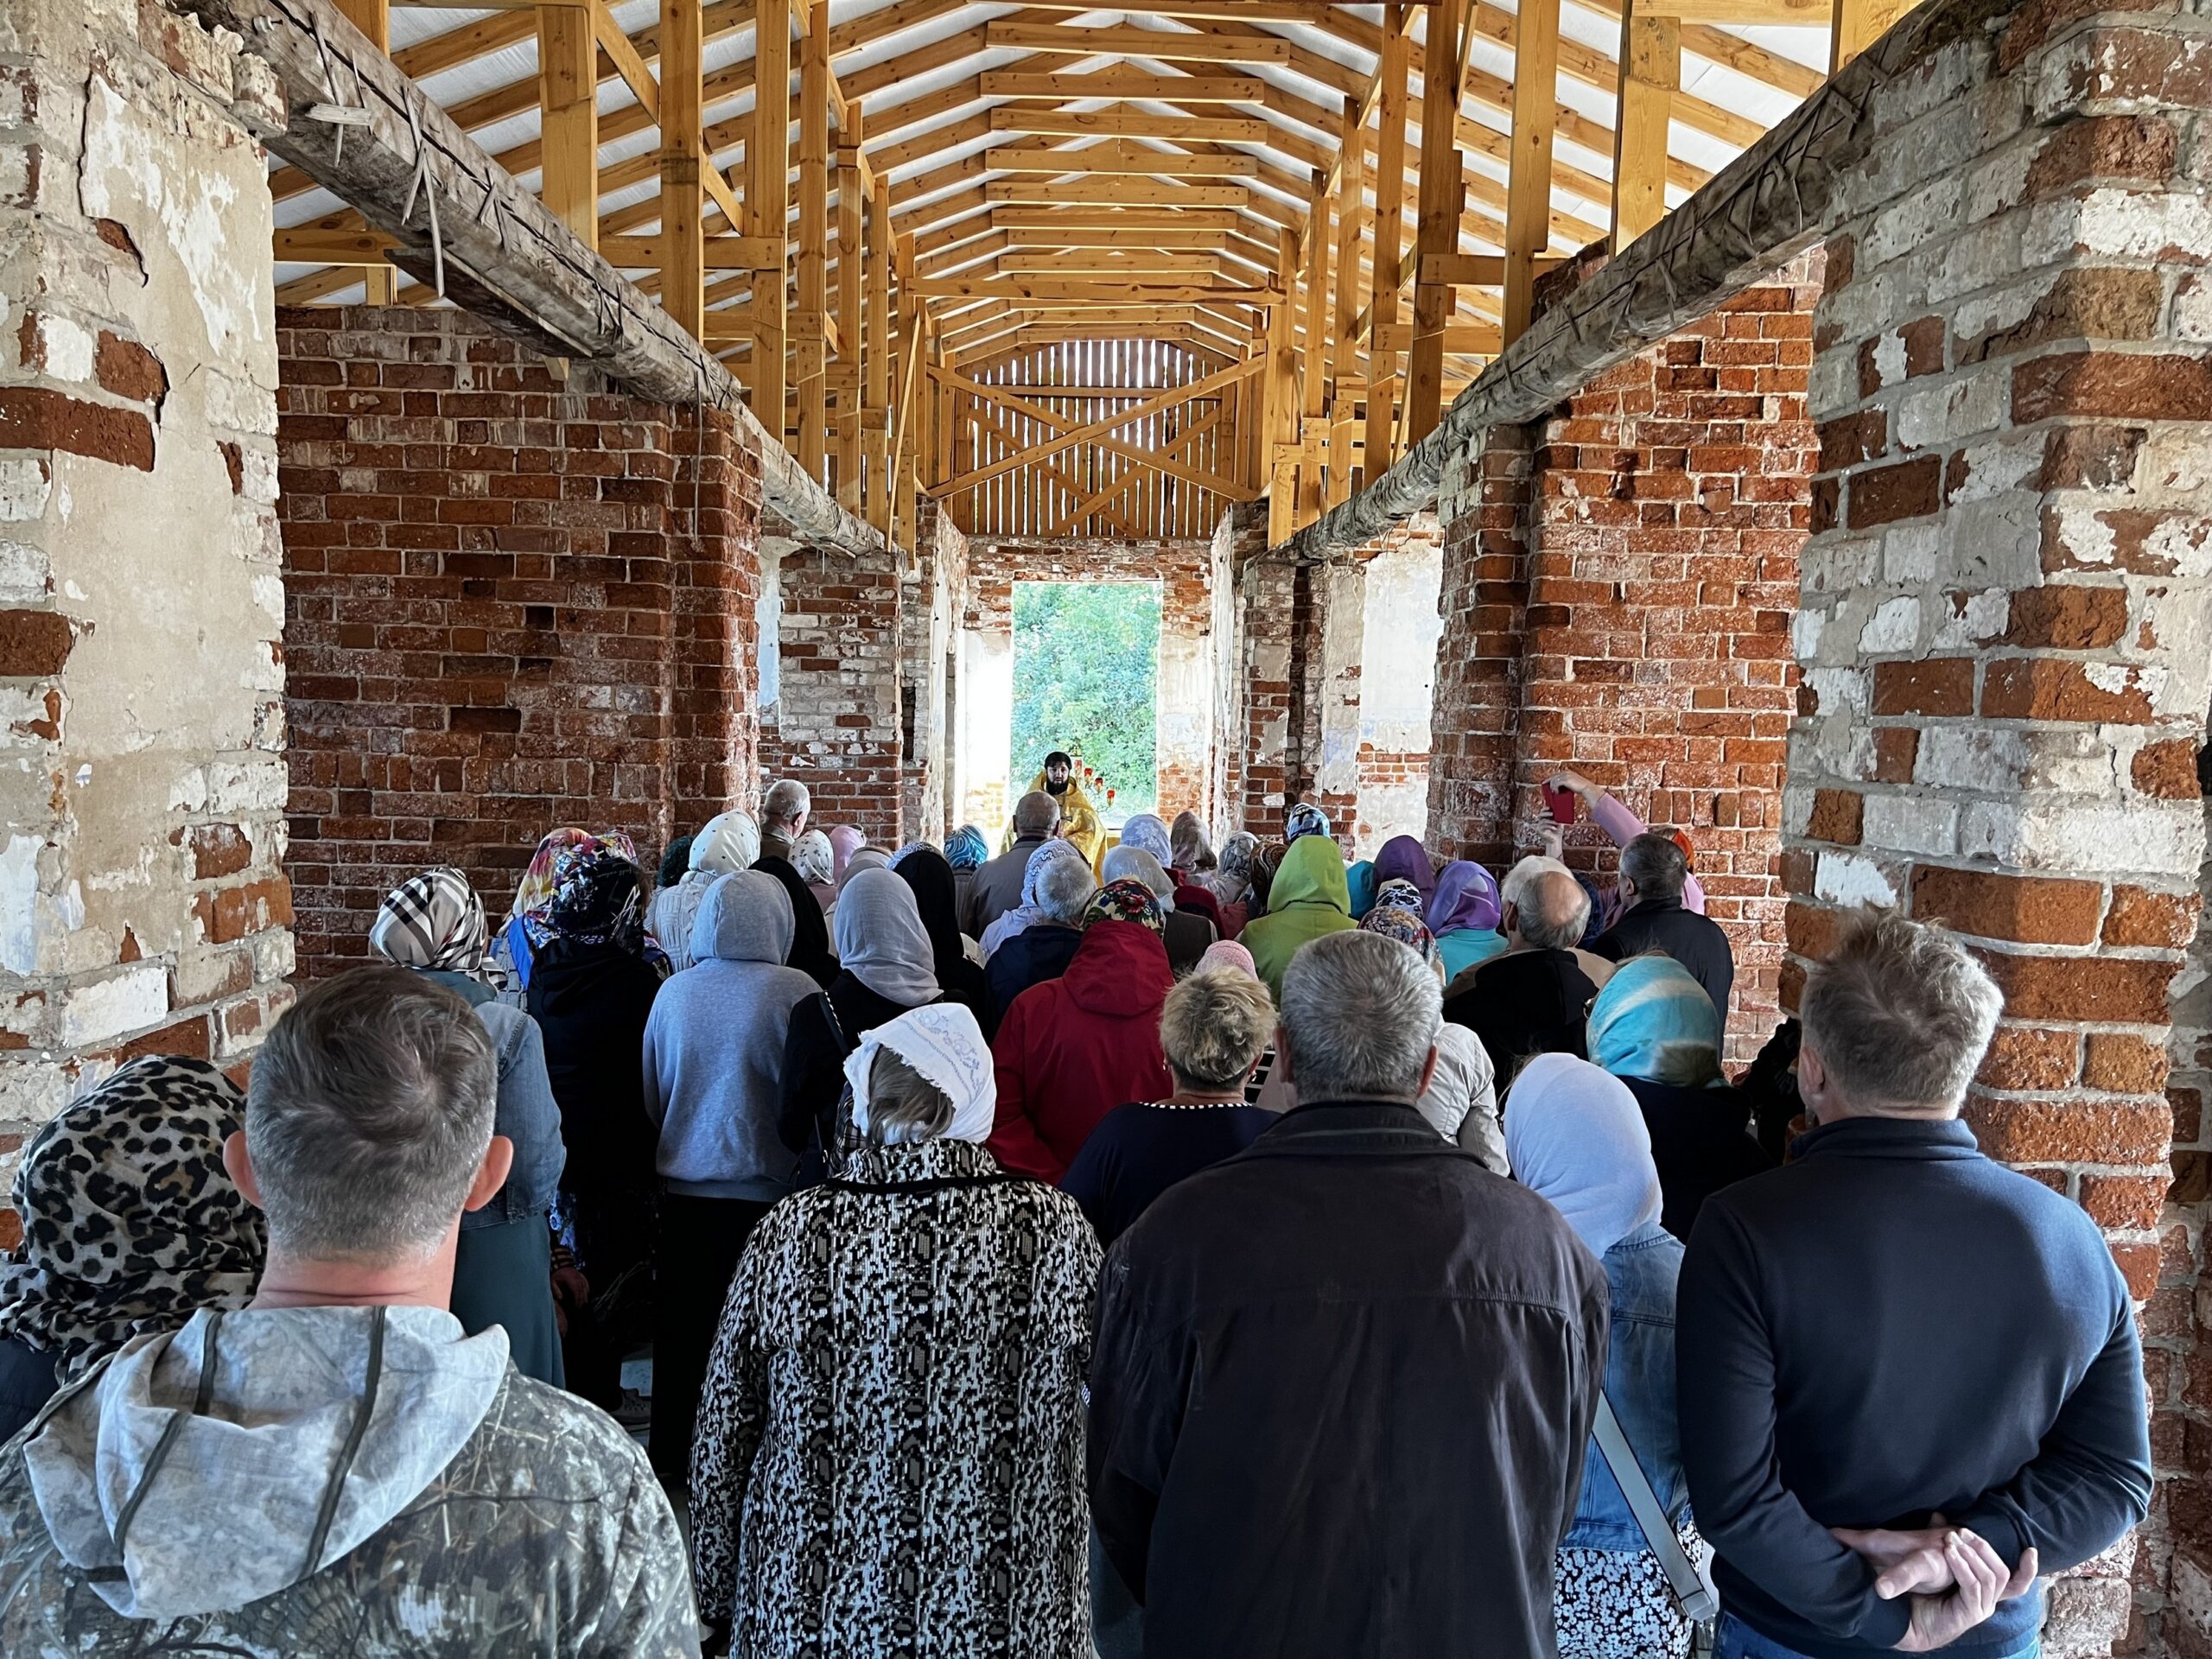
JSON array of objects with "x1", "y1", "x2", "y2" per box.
[{"x1": 0, "y1": 1056, "x2": 264, "y2": 1440}]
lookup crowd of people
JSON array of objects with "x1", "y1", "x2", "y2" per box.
[{"x1": 0, "y1": 755, "x2": 2152, "y2": 1659}]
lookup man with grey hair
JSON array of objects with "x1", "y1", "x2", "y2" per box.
[
  {"x1": 1446, "y1": 866, "x2": 1610, "y2": 1076},
  {"x1": 966, "y1": 788, "x2": 1061, "y2": 936},
  {"x1": 1593, "y1": 830, "x2": 1736, "y2": 1017},
  {"x1": 1680, "y1": 910, "x2": 2149, "y2": 1658},
  {"x1": 984, "y1": 845, "x2": 1096, "y2": 1011},
  {"x1": 0, "y1": 967, "x2": 698, "y2": 1655},
  {"x1": 759, "y1": 777, "x2": 810, "y2": 865},
  {"x1": 1090, "y1": 929, "x2": 1609, "y2": 1659}
]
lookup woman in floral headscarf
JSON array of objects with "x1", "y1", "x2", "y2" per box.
[
  {"x1": 488, "y1": 826, "x2": 593, "y2": 993},
  {"x1": 1207, "y1": 830, "x2": 1261, "y2": 938},
  {"x1": 0, "y1": 1058, "x2": 264, "y2": 1440},
  {"x1": 523, "y1": 834, "x2": 663, "y2": 1408}
]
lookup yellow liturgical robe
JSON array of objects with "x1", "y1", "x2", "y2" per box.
[{"x1": 1006, "y1": 770, "x2": 1108, "y2": 878}]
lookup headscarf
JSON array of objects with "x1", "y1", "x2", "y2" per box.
[
  {"x1": 369, "y1": 867, "x2": 489, "y2": 982},
  {"x1": 1427, "y1": 859, "x2": 1503, "y2": 937},
  {"x1": 827, "y1": 824, "x2": 866, "y2": 881},
  {"x1": 1208, "y1": 831, "x2": 1259, "y2": 906},
  {"x1": 1084, "y1": 878, "x2": 1166, "y2": 935},
  {"x1": 945, "y1": 825, "x2": 990, "y2": 871},
  {"x1": 752, "y1": 855, "x2": 838, "y2": 985},
  {"x1": 1198, "y1": 938, "x2": 1257, "y2": 977},
  {"x1": 894, "y1": 845, "x2": 973, "y2": 988},
  {"x1": 1103, "y1": 845, "x2": 1177, "y2": 912},
  {"x1": 1346, "y1": 861, "x2": 1377, "y2": 918},
  {"x1": 887, "y1": 840, "x2": 934, "y2": 869},
  {"x1": 1170, "y1": 811, "x2": 1215, "y2": 874},
  {"x1": 839, "y1": 848, "x2": 891, "y2": 890},
  {"x1": 0, "y1": 1058, "x2": 264, "y2": 1380},
  {"x1": 1118, "y1": 813, "x2": 1174, "y2": 869},
  {"x1": 1587, "y1": 955, "x2": 1726, "y2": 1088},
  {"x1": 1373, "y1": 878, "x2": 1426, "y2": 915},
  {"x1": 525, "y1": 833, "x2": 644, "y2": 951},
  {"x1": 1249, "y1": 840, "x2": 1287, "y2": 915},
  {"x1": 1359, "y1": 902, "x2": 1438, "y2": 963},
  {"x1": 1266, "y1": 833, "x2": 1351, "y2": 916},
  {"x1": 506, "y1": 827, "x2": 593, "y2": 926},
  {"x1": 834, "y1": 867, "x2": 941, "y2": 1006},
  {"x1": 1505, "y1": 1052, "x2": 1665, "y2": 1255},
  {"x1": 845, "y1": 1003, "x2": 997, "y2": 1147},
  {"x1": 690, "y1": 810, "x2": 760, "y2": 875},
  {"x1": 1285, "y1": 802, "x2": 1331, "y2": 844},
  {"x1": 979, "y1": 838, "x2": 1093, "y2": 957},
  {"x1": 649, "y1": 874, "x2": 715, "y2": 974},
  {"x1": 1374, "y1": 835, "x2": 1439, "y2": 907},
  {"x1": 791, "y1": 829, "x2": 836, "y2": 890}
]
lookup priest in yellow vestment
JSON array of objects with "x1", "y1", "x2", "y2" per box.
[{"x1": 1007, "y1": 750, "x2": 1108, "y2": 876}]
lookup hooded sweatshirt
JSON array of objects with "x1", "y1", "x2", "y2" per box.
[
  {"x1": 643, "y1": 872, "x2": 821, "y2": 1201},
  {"x1": 988, "y1": 920, "x2": 1174, "y2": 1183},
  {"x1": 0, "y1": 1304, "x2": 697, "y2": 1655},
  {"x1": 1240, "y1": 835, "x2": 1357, "y2": 1004}
]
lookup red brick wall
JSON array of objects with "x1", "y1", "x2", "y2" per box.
[
  {"x1": 1427, "y1": 270, "x2": 1817, "y2": 1056},
  {"x1": 758, "y1": 540, "x2": 904, "y2": 846},
  {"x1": 276, "y1": 308, "x2": 763, "y2": 979}
]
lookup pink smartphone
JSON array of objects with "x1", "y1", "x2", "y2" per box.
[{"x1": 1542, "y1": 783, "x2": 1578, "y2": 825}]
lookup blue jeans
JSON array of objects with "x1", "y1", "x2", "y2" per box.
[{"x1": 1715, "y1": 1613, "x2": 2040, "y2": 1659}]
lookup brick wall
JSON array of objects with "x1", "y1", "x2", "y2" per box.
[
  {"x1": 0, "y1": 0, "x2": 295, "y2": 1217},
  {"x1": 1777, "y1": 0, "x2": 2211, "y2": 1650},
  {"x1": 1426, "y1": 270, "x2": 1817, "y2": 1054},
  {"x1": 899, "y1": 500, "x2": 968, "y2": 842},
  {"x1": 277, "y1": 308, "x2": 764, "y2": 978},
  {"x1": 758, "y1": 535, "x2": 902, "y2": 847}
]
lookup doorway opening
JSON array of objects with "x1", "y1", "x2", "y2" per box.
[{"x1": 1010, "y1": 580, "x2": 1161, "y2": 823}]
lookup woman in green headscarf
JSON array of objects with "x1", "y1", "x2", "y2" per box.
[{"x1": 1241, "y1": 833, "x2": 1357, "y2": 1004}]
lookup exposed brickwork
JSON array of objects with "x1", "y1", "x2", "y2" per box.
[
  {"x1": 900, "y1": 499, "x2": 969, "y2": 843},
  {"x1": 759, "y1": 536, "x2": 902, "y2": 847},
  {"x1": 0, "y1": 0, "x2": 294, "y2": 1221},
  {"x1": 1428, "y1": 270, "x2": 1817, "y2": 1056},
  {"x1": 277, "y1": 308, "x2": 764, "y2": 980},
  {"x1": 1774, "y1": 2, "x2": 2212, "y2": 1650}
]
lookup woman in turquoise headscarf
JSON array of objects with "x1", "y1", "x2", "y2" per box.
[
  {"x1": 1345, "y1": 860, "x2": 1378, "y2": 919},
  {"x1": 1586, "y1": 955, "x2": 1772, "y2": 1239},
  {"x1": 1241, "y1": 834, "x2": 1357, "y2": 1005}
]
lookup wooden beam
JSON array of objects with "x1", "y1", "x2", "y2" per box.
[
  {"x1": 984, "y1": 177, "x2": 1249, "y2": 207},
  {"x1": 658, "y1": 0, "x2": 704, "y2": 339},
  {"x1": 1370, "y1": 321, "x2": 1502, "y2": 353},
  {"x1": 1612, "y1": 6, "x2": 1680, "y2": 251},
  {"x1": 273, "y1": 224, "x2": 398, "y2": 264},
  {"x1": 1298, "y1": 173, "x2": 1329, "y2": 525},
  {"x1": 835, "y1": 121, "x2": 864, "y2": 508},
  {"x1": 1363, "y1": 3, "x2": 1411, "y2": 481},
  {"x1": 909, "y1": 279, "x2": 1279, "y2": 302},
  {"x1": 592, "y1": 0, "x2": 660, "y2": 121},
  {"x1": 536, "y1": 3, "x2": 599, "y2": 249},
  {"x1": 1831, "y1": 0, "x2": 1919, "y2": 68},
  {"x1": 796, "y1": 0, "x2": 829, "y2": 480},
  {"x1": 1328, "y1": 99, "x2": 1364, "y2": 505},
  {"x1": 751, "y1": 0, "x2": 791, "y2": 429},
  {"x1": 865, "y1": 183, "x2": 892, "y2": 532},
  {"x1": 1405, "y1": 0, "x2": 1469, "y2": 445},
  {"x1": 1265, "y1": 226, "x2": 1300, "y2": 543},
  {"x1": 987, "y1": 109, "x2": 1274, "y2": 143},
  {"x1": 1018, "y1": 0, "x2": 1417, "y2": 18},
  {"x1": 985, "y1": 143, "x2": 1260, "y2": 177},
  {"x1": 332, "y1": 0, "x2": 397, "y2": 300},
  {"x1": 600, "y1": 234, "x2": 784, "y2": 268},
  {"x1": 989, "y1": 205, "x2": 1245, "y2": 231},
  {"x1": 980, "y1": 69, "x2": 1268, "y2": 102},
  {"x1": 983, "y1": 22, "x2": 1294, "y2": 63},
  {"x1": 1503, "y1": 0, "x2": 1563, "y2": 342}
]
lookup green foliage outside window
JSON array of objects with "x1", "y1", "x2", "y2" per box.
[{"x1": 1009, "y1": 581, "x2": 1160, "y2": 821}]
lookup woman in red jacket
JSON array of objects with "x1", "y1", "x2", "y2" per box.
[{"x1": 988, "y1": 880, "x2": 1174, "y2": 1183}]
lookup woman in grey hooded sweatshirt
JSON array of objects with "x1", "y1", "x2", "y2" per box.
[{"x1": 642, "y1": 869, "x2": 820, "y2": 1483}]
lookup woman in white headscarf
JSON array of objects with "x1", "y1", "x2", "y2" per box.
[
  {"x1": 690, "y1": 1003, "x2": 1099, "y2": 1659},
  {"x1": 777, "y1": 866, "x2": 980, "y2": 1167},
  {"x1": 647, "y1": 809, "x2": 763, "y2": 974},
  {"x1": 979, "y1": 837, "x2": 1092, "y2": 960},
  {"x1": 1505, "y1": 1054, "x2": 1706, "y2": 1659}
]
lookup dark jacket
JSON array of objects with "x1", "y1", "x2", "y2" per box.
[
  {"x1": 1678, "y1": 1117, "x2": 2151, "y2": 1658},
  {"x1": 777, "y1": 971, "x2": 937, "y2": 1162},
  {"x1": 1059, "y1": 1099, "x2": 1274, "y2": 1247},
  {"x1": 1090, "y1": 1101, "x2": 1611, "y2": 1659},
  {"x1": 1161, "y1": 908, "x2": 1217, "y2": 975},
  {"x1": 1444, "y1": 947, "x2": 1599, "y2": 1079},
  {"x1": 524, "y1": 938, "x2": 661, "y2": 1194},
  {"x1": 1622, "y1": 1077, "x2": 1775, "y2": 1240},
  {"x1": 1594, "y1": 899, "x2": 1735, "y2": 1019},
  {"x1": 967, "y1": 834, "x2": 1052, "y2": 938},
  {"x1": 986, "y1": 921, "x2": 1083, "y2": 1013}
]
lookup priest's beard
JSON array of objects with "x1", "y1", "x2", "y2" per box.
[{"x1": 1046, "y1": 777, "x2": 1068, "y2": 796}]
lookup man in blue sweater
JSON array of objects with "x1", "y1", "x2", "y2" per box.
[{"x1": 1679, "y1": 910, "x2": 2151, "y2": 1658}]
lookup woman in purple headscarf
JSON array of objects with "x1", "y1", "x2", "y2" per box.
[
  {"x1": 1373, "y1": 835, "x2": 1440, "y2": 912},
  {"x1": 1428, "y1": 860, "x2": 1508, "y2": 982}
]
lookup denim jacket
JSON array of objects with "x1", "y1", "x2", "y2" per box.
[
  {"x1": 463, "y1": 1001, "x2": 568, "y2": 1230},
  {"x1": 1566, "y1": 1220, "x2": 1693, "y2": 1550}
]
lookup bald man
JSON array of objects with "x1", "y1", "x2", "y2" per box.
[{"x1": 1443, "y1": 868, "x2": 1612, "y2": 1077}]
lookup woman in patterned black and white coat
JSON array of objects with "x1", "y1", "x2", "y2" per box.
[{"x1": 689, "y1": 1001, "x2": 1100, "y2": 1658}]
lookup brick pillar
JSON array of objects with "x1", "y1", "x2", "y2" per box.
[
  {"x1": 1207, "y1": 503, "x2": 1266, "y2": 836},
  {"x1": 1237, "y1": 556, "x2": 1300, "y2": 831},
  {"x1": 1352, "y1": 513, "x2": 1446, "y2": 852},
  {"x1": 1780, "y1": 2, "x2": 2211, "y2": 1649},
  {"x1": 0, "y1": 0, "x2": 294, "y2": 1192},
  {"x1": 760, "y1": 540, "x2": 903, "y2": 846}
]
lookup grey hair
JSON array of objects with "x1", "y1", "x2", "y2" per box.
[
  {"x1": 1160, "y1": 969, "x2": 1274, "y2": 1090},
  {"x1": 1281, "y1": 930, "x2": 1441, "y2": 1102},
  {"x1": 1621, "y1": 832, "x2": 1688, "y2": 906},
  {"x1": 246, "y1": 965, "x2": 497, "y2": 1262},
  {"x1": 1103, "y1": 845, "x2": 1175, "y2": 905},
  {"x1": 1800, "y1": 909, "x2": 2003, "y2": 1114},
  {"x1": 1014, "y1": 790, "x2": 1061, "y2": 836},
  {"x1": 866, "y1": 1046, "x2": 954, "y2": 1144},
  {"x1": 1035, "y1": 852, "x2": 1098, "y2": 926},
  {"x1": 763, "y1": 778, "x2": 810, "y2": 829},
  {"x1": 1519, "y1": 869, "x2": 1592, "y2": 951}
]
